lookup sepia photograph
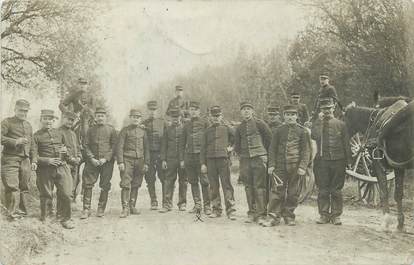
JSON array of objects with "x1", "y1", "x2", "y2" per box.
[{"x1": 0, "y1": 0, "x2": 414, "y2": 264}]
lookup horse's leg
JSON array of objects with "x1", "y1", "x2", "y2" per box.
[
  {"x1": 374, "y1": 161, "x2": 392, "y2": 230},
  {"x1": 394, "y1": 168, "x2": 405, "y2": 232}
]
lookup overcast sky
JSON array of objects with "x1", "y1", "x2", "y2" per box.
[{"x1": 94, "y1": 1, "x2": 306, "y2": 124}]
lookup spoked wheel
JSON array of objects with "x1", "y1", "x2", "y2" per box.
[{"x1": 346, "y1": 133, "x2": 395, "y2": 205}]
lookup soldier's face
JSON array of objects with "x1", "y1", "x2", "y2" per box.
[
  {"x1": 269, "y1": 113, "x2": 281, "y2": 123},
  {"x1": 321, "y1": 107, "x2": 334, "y2": 117},
  {"x1": 284, "y1": 112, "x2": 298, "y2": 124},
  {"x1": 319, "y1": 77, "x2": 329, "y2": 86},
  {"x1": 95, "y1": 113, "x2": 107, "y2": 124},
  {"x1": 176, "y1": 90, "x2": 183, "y2": 97},
  {"x1": 80, "y1": 92, "x2": 88, "y2": 104},
  {"x1": 40, "y1": 116, "x2": 55, "y2": 129},
  {"x1": 189, "y1": 107, "x2": 200, "y2": 118},
  {"x1": 291, "y1": 97, "x2": 300, "y2": 104},
  {"x1": 15, "y1": 107, "x2": 28, "y2": 120},
  {"x1": 241, "y1": 107, "x2": 254, "y2": 120},
  {"x1": 63, "y1": 116, "x2": 75, "y2": 128},
  {"x1": 130, "y1": 115, "x2": 141, "y2": 125},
  {"x1": 211, "y1": 115, "x2": 222, "y2": 124},
  {"x1": 148, "y1": 109, "x2": 158, "y2": 118}
]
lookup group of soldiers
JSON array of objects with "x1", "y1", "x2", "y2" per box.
[{"x1": 1, "y1": 73, "x2": 352, "y2": 229}]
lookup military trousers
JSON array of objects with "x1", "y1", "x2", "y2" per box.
[
  {"x1": 82, "y1": 159, "x2": 114, "y2": 191},
  {"x1": 163, "y1": 159, "x2": 187, "y2": 209},
  {"x1": 267, "y1": 166, "x2": 301, "y2": 220},
  {"x1": 120, "y1": 157, "x2": 145, "y2": 189},
  {"x1": 206, "y1": 157, "x2": 235, "y2": 215},
  {"x1": 68, "y1": 164, "x2": 81, "y2": 201},
  {"x1": 145, "y1": 151, "x2": 163, "y2": 206},
  {"x1": 317, "y1": 159, "x2": 346, "y2": 219},
  {"x1": 36, "y1": 164, "x2": 72, "y2": 221},
  {"x1": 185, "y1": 153, "x2": 210, "y2": 210},
  {"x1": 240, "y1": 156, "x2": 267, "y2": 217}
]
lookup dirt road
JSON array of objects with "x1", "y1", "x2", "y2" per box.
[{"x1": 30, "y1": 176, "x2": 414, "y2": 265}]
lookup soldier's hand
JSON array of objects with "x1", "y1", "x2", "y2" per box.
[
  {"x1": 74, "y1": 157, "x2": 82, "y2": 165},
  {"x1": 99, "y1": 158, "x2": 107, "y2": 165},
  {"x1": 15, "y1": 137, "x2": 29, "y2": 146},
  {"x1": 180, "y1": 161, "x2": 185, "y2": 169},
  {"x1": 91, "y1": 158, "x2": 100, "y2": 167},
  {"x1": 226, "y1": 146, "x2": 233, "y2": 153},
  {"x1": 31, "y1": 163, "x2": 37, "y2": 171},
  {"x1": 162, "y1": 161, "x2": 168, "y2": 170},
  {"x1": 297, "y1": 168, "x2": 306, "y2": 176},
  {"x1": 48, "y1": 158, "x2": 62, "y2": 167},
  {"x1": 143, "y1": 164, "x2": 149, "y2": 172},
  {"x1": 268, "y1": 167, "x2": 275, "y2": 175},
  {"x1": 201, "y1": 164, "x2": 207, "y2": 174},
  {"x1": 118, "y1": 163, "x2": 125, "y2": 172}
]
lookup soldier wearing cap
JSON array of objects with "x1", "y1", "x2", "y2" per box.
[
  {"x1": 179, "y1": 101, "x2": 211, "y2": 215},
  {"x1": 142, "y1": 100, "x2": 166, "y2": 210},
  {"x1": 266, "y1": 105, "x2": 283, "y2": 132},
  {"x1": 33, "y1": 109, "x2": 74, "y2": 229},
  {"x1": 166, "y1": 85, "x2": 186, "y2": 117},
  {"x1": 234, "y1": 101, "x2": 272, "y2": 224},
  {"x1": 81, "y1": 107, "x2": 117, "y2": 219},
  {"x1": 263, "y1": 105, "x2": 311, "y2": 227},
  {"x1": 1, "y1": 99, "x2": 37, "y2": 220},
  {"x1": 312, "y1": 73, "x2": 341, "y2": 121},
  {"x1": 290, "y1": 91, "x2": 309, "y2": 125},
  {"x1": 58, "y1": 111, "x2": 82, "y2": 209},
  {"x1": 311, "y1": 98, "x2": 352, "y2": 225},
  {"x1": 200, "y1": 106, "x2": 236, "y2": 220},
  {"x1": 117, "y1": 109, "x2": 150, "y2": 218},
  {"x1": 159, "y1": 107, "x2": 187, "y2": 213}
]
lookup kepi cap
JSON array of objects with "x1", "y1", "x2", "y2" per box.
[
  {"x1": 240, "y1": 100, "x2": 254, "y2": 110},
  {"x1": 15, "y1": 99, "x2": 30, "y2": 110},
  {"x1": 168, "y1": 107, "x2": 180, "y2": 118},
  {"x1": 129, "y1": 108, "x2": 142, "y2": 117},
  {"x1": 283, "y1": 105, "x2": 298, "y2": 113},
  {"x1": 210, "y1": 105, "x2": 222, "y2": 117},
  {"x1": 175, "y1": 85, "x2": 183, "y2": 91},
  {"x1": 40, "y1": 109, "x2": 58, "y2": 119},
  {"x1": 63, "y1": 111, "x2": 77, "y2": 120},
  {"x1": 95, "y1": 107, "x2": 107, "y2": 114},
  {"x1": 147, "y1": 100, "x2": 158, "y2": 110},
  {"x1": 290, "y1": 91, "x2": 301, "y2": 98},
  {"x1": 267, "y1": 105, "x2": 280, "y2": 115}
]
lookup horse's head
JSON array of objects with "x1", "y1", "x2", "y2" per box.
[{"x1": 344, "y1": 102, "x2": 375, "y2": 137}]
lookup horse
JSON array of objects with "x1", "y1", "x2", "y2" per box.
[{"x1": 344, "y1": 100, "x2": 414, "y2": 232}]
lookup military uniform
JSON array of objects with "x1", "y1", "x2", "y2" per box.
[
  {"x1": 235, "y1": 102, "x2": 272, "y2": 221},
  {"x1": 267, "y1": 106, "x2": 311, "y2": 225},
  {"x1": 33, "y1": 110, "x2": 73, "y2": 228},
  {"x1": 1, "y1": 100, "x2": 36, "y2": 218},
  {"x1": 82, "y1": 108, "x2": 117, "y2": 217},
  {"x1": 160, "y1": 109, "x2": 187, "y2": 211},
  {"x1": 180, "y1": 101, "x2": 211, "y2": 213},
  {"x1": 312, "y1": 74, "x2": 340, "y2": 120},
  {"x1": 200, "y1": 106, "x2": 235, "y2": 217},
  {"x1": 117, "y1": 109, "x2": 150, "y2": 217},
  {"x1": 166, "y1": 86, "x2": 186, "y2": 117},
  {"x1": 142, "y1": 100, "x2": 165, "y2": 209},
  {"x1": 266, "y1": 105, "x2": 283, "y2": 132},
  {"x1": 311, "y1": 98, "x2": 351, "y2": 224},
  {"x1": 59, "y1": 112, "x2": 82, "y2": 202}
]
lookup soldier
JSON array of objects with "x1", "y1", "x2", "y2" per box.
[
  {"x1": 311, "y1": 98, "x2": 352, "y2": 225},
  {"x1": 166, "y1": 85, "x2": 186, "y2": 117},
  {"x1": 289, "y1": 91, "x2": 309, "y2": 125},
  {"x1": 81, "y1": 107, "x2": 117, "y2": 219},
  {"x1": 263, "y1": 105, "x2": 310, "y2": 227},
  {"x1": 159, "y1": 108, "x2": 187, "y2": 213},
  {"x1": 180, "y1": 101, "x2": 211, "y2": 215},
  {"x1": 266, "y1": 105, "x2": 283, "y2": 131},
  {"x1": 33, "y1": 109, "x2": 74, "y2": 229},
  {"x1": 142, "y1": 100, "x2": 165, "y2": 210},
  {"x1": 234, "y1": 101, "x2": 272, "y2": 224},
  {"x1": 58, "y1": 111, "x2": 82, "y2": 205},
  {"x1": 312, "y1": 73, "x2": 341, "y2": 121},
  {"x1": 200, "y1": 106, "x2": 236, "y2": 220},
  {"x1": 1, "y1": 99, "x2": 37, "y2": 220},
  {"x1": 117, "y1": 109, "x2": 150, "y2": 218}
]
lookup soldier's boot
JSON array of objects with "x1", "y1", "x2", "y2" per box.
[
  {"x1": 189, "y1": 183, "x2": 202, "y2": 213},
  {"x1": 97, "y1": 190, "x2": 109, "y2": 217},
  {"x1": 18, "y1": 191, "x2": 29, "y2": 216},
  {"x1": 120, "y1": 188, "x2": 130, "y2": 218},
  {"x1": 147, "y1": 183, "x2": 158, "y2": 210},
  {"x1": 201, "y1": 184, "x2": 211, "y2": 215},
  {"x1": 129, "y1": 188, "x2": 140, "y2": 215},
  {"x1": 80, "y1": 188, "x2": 92, "y2": 219},
  {"x1": 244, "y1": 187, "x2": 255, "y2": 223},
  {"x1": 255, "y1": 189, "x2": 267, "y2": 225},
  {"x1": 6, "y1": 192, "x2": 20, "y2": 220},
  {"x1": 39, "y1": 198, "x2": 48, "y2": 222}
]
